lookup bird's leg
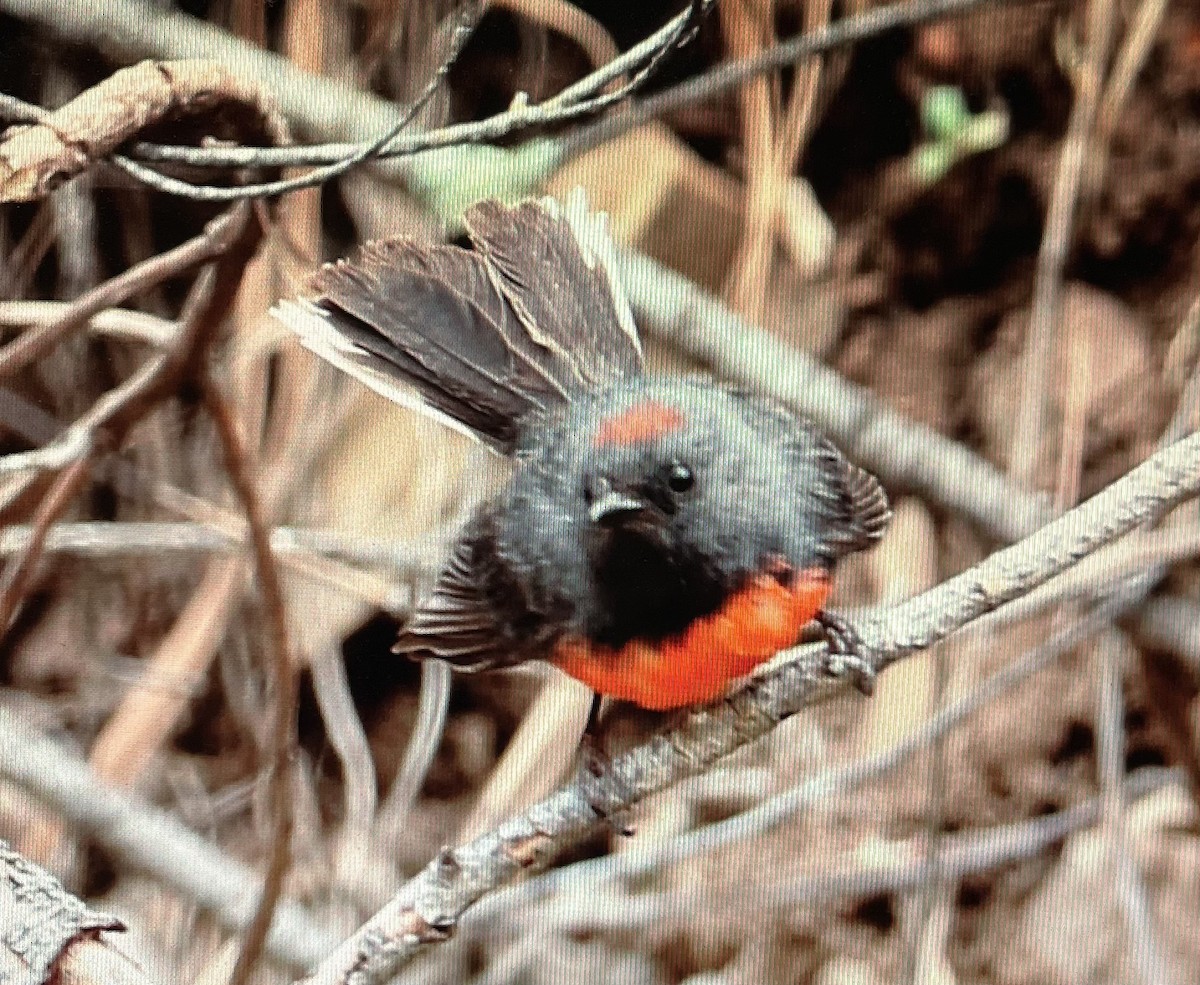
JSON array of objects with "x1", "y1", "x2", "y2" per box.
[
  {"x1": 813, "y1": 609, "x2": 876, "y2": 696},
  {"x1": 583, "y1": 690, "x2": 604, "y2": 741},
  {"x1": 576, "y1": 691, "x2": 636, "y2": 836}
]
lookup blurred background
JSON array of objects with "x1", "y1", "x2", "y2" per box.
[{"x1": 1, "y1": 0, "x2": 1199, "y2": 982}]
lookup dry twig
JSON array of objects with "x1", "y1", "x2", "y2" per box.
[
  {"x1": 0, "y1": 59, "x2": 287, "y2": 201},
  {"x1": 0, "y1": 709, "x2": 334, "y2": 969},
  {"x1": 201, "y1": 373, "x2": 298, "y2": 985}
]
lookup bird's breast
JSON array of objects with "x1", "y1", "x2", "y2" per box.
[{"x1": 552, "y1": 568, "x2": 830, "y2": 709}]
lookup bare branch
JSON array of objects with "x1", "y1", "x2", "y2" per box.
[
  {"x1": 0, "y1": 710, "x2": 334, "y2": 970},
  {"x1": 0, "y1": 839, "x2": 128, "y2": 983},
  {"x1": 298, "y1": 430, "x2": 1200, "y2": 985},
  {"x1": 0, "y1": 59, "x2": 287, "y2": 202},
  {"x1": 110, "y1": 4, "x2": 484, "y2": 202},
  {"x1": 0, "y1": 205, "x2": 248, "y2": 382}
]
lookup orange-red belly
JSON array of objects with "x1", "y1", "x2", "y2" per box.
[{"x1": 552, "y1": 570, "x2": 830, "y2": 710}]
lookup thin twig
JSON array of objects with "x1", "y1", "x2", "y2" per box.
[
  {"x1": 201, "y1": 373, "x2": 298, "y2": 985},
  {"x1": 0, "y1": 455, "x2": 93, "y2": 635},
  {"x1": 544, "y1": 0, "x2": 709, "y2": 108},
  {"x1": 0, "y1": 206, "x2": 247, "y2": 381},
  {"x1": 89, "y1": 0, "x2": 708, "y2": 202},
  {"x1": 0, "y1": 269, "x2": 217, "y2": 477},
  {"x1": 298, "y1": 430, "x2": 1200, "y2": 985},
  {"x1": 113, "y1": 3, "x2": 484, "y2": 202},
  {"x1": 1008, "y1": 0, "x2": 1117, "y2": 483},
  {"x1": 3, "y1": 0, "x2": 1030, "y2": 178}
]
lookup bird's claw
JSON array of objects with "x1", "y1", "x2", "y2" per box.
[{"x1": 815, "y1": 610, "x2": 876, "y2": 696}]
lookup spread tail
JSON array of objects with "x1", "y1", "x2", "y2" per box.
[{"x1": 272, "y1": 190, "x2": 643, "y2": 453}]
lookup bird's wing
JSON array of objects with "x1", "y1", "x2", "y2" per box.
[
  {"x1": 394, "y1": 521, "x2": 533, "y2": 670},
  {"x1": 805, "y1": 431, "x2": 892, "y2": 557}
]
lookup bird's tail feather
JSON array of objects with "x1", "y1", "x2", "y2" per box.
[{"x1": 272, "y1": 190, "x2": 643, "y2": 453}]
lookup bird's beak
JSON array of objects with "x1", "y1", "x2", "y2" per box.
[{"x1": 588, "y1": 489, "x2": 646, "y2": 527}]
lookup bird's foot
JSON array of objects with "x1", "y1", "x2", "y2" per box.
[{"x1": 815, "y1": 610, "x2": 876, "y2": 696}]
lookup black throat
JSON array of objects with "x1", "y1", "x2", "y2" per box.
[{"x1": 588, "y1": 526, "x2": 728, "y2": 647}]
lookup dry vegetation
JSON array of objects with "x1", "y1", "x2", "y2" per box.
[{"x1": 1, "y1": 0, "x2": 1200, "y2": 983}]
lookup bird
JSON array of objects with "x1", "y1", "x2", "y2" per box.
[{"x1": 272, "y1": 191, "x2": 890, "y2": 713}]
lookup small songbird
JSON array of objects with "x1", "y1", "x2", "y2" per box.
[{"x1": 274, "y1": 192, "x2": 889, "y2": 711}]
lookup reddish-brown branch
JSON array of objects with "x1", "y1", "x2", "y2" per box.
[
  {"x1": 0, "y1": 58, "x2": 287, "y2": 202},
  {"x1": 201, "y1": 373, "x2": 298, "y2": 985},
  {"x1": 0, "y1": 455, "x2": 94, "y2": 635},
  {"x1": 0, "y1": 205, "x2": 250, "y2": 382}
]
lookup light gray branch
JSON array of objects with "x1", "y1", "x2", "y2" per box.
[
  {"x1": 297, "y1": 431, "x2": 1200, "y2": 985},
  {"x1": 0, "y1": 710, "x2": 336, "y2": 971},
  {"x1": 0, "y1": 839, "x2": 126, "y2": 983},
  {"x1": 0, "y1": 520, "x2": 443, "y2": 573},
  {"x1": 510, "y1": 593, "x2": 1129, "y2": 904},
  {"x1": 617, "y1": 247, "x2": 1050, "y2": 542}
]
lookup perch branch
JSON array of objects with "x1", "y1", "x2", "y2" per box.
[
  {"x1": 522, "y1": 592, "x2": 1131, "y2": 901},
  {"x1": 296, "y1": 430, "x2": 1200, "y2": 985}
]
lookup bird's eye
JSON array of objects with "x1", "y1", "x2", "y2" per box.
[{"x1": 666, "y1": 461, "x2": 694, "y2": 493}]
